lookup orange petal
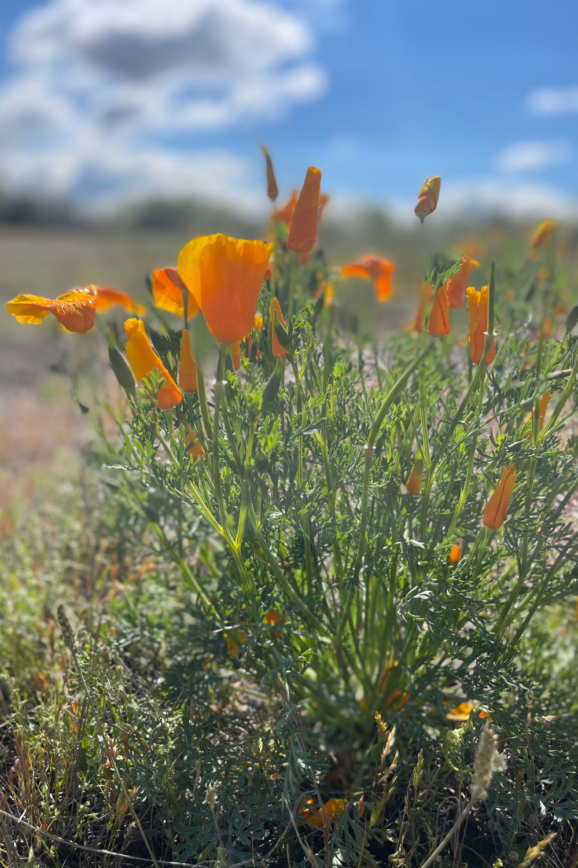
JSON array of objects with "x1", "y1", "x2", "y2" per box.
[
  {"x1": 273, "y1": 190, "x2": 298, "y2": 225},
  {"x1": 414, "y1": 176, "x2": 441, "y2": 222},
  {"x1": 231, "y1": 341, "x2": 241, "y2": 370},
  {"x1": 483, "y1": 466, "x2": 516, "y2": 530},
  {"x1": 405, "y1": 469, "x2": 422, "y2": 495},
  {"x1": 446, "y1": 257, "x2": 479, "y2": 309},
  {"x1": 7, "y1": 287, "x2": 96, "y2": 333},
  {"x1": 287, "y1": 167, "x2": 322, "y2": 253},
  {"x1": 152, "y1": 267, "x2": 198, "y2": 319},
  {"x1": 449, "y1": 544, "x2": 461, "y2": 564},
  {"x1": 467, "y1": 285, "x2": 495, "y2": 365},
  {"x1": 124, "y1": 317, "x2": 181, "y2": 410},
  {"x1": 95, "y1": 286, "x2": 146, "y2": 316},
  {"x1": 185, "y1": 425, "x2": 205, "y2": 461},
  {"x1": 178, "y1": 234, "x2": 273, "y2": 346},
  {"x1": 179, "y1": 328, "x2": 198, "y2": 393}
]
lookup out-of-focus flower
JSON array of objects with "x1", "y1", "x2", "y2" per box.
[
  {"x1": 225, "y1": 623, "x2": 251, "y2": 658},
  {"x1": 264, "y1": 262, "x2": 272, "y2": 281},
  {"x1": 414, "y1": 176, "x2": 441, "y2": 223},
  {"x1": 179, "y1": 329, "x2": 197, "y2": 393},
  {"x1": 449, "y1": 544, "x2": 461, "y2": 564},
  {"x1": 525, "y1": 389, "x2": 552, "y2": 436},
  {"x1": 152, "y1": 267, "x2": 196, "y2": 319},
  {"x1": 324, "y1": 284, "x2": 335, "y2": 307},
  {"x1": 530, "y1": 219, "x2": 558, "y2": 252},
  {"x1": 467, "y1": 286, "x2": 495, "y2": 366},
  {"x1": 446, "y1": 256, "x2": 480, "y2": 308},
  {"x1": 405, "y1": 453, "x2": 423, "y2": 495},
  {"x1": 298, "y1": 798, "x2": 347, "y2": 828},
  {"x1": 261, "y1": 144, "x2": 278, "y2": 201},
  {"x1": 271, "y1": 297, "x2": 288, "y2": 360},
  {"x1": 255, "y1": 314, "x2": 263, "y2": 331},
  {"x1": 185, "y1": 426, "x2": 205, "y2": 461},
  {"x1": 273, "y1": 190, "x2": 298, "y2": 225},
  {"x1": 427, "y1": 284, "x2": 450, "y2": 336},
  {"x1": 178, "y1": 234, "x2": 273, "y2": 346},
  {"x1": 406, "y1": 281, "x2": 433, "y2": 332},
  {"x1": 287, "y1": 167, "x2": 322, "y2": 253},
  {"x1": 7, "y1": 287, "x2": 96, "y2": 333},
  {"x1": 341, "y1": 256, "x2": 394, "y2": 302},
  {"x1": 483, "y1": 466, "x2": 516, "y2": 530},
  {"x1": 446, "y1": 701, "x2": 474, "y2": 721},
  {"x1": 124, "y1": 318, "x2": 181, "y2": 410},
  {"x1": 95, "y1": 286, "x2": 145, "y2": 316},
  {"x1": 231, "y1": 341, "x2": 241, "y2": 370},
  {"x1": 265, "y1": 609, "x2": 284, "y2": 636}
]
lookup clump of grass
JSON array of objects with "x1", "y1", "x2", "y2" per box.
[{"x1": 2, "y1": 168, "x2": 578, "y2": 866}]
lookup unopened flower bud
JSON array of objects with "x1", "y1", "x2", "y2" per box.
[{"x1": 108, "y1": 346, "x2": 136, "y2": 395}]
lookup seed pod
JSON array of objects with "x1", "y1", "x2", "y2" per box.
[
  {"x1": 262, "y1": 358, "x2": 285, "y2": 404},
  {"x1": 108, "y1": 346, "x2": 136, "y2": 395}
]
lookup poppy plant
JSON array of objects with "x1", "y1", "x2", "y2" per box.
[
  {"x1": 6, "y1": 287, "x2": 96, "y2": 333},
  {"x1": 483, "y1": 466, "x2": 516, "y2": 530},
  {"x1": 446, "y1": 256, "x2": 480, "y2": 309},
  {"x1": 287, "y1": 166, "x2": 322, "y2": 253},
  {"x1": 414, "y1": 176, "x2": 441, "y2": 222},
  {"x1": 427, "y1": 284, "x2": 450, "y2": 336},
  {"x1": 152, "y1": 268, "x2": 198, "y2": 319},
  {"x1": 179, "y1": 329, "x2": 197, "y2": 393},
  {"x1": 467, "y1": 286, "x2": 495, "y2": 366},
  {"x1": 95, "y1": 286, "x2": 146, "y2": 316},
  {"x1": 405, "y1": 453, "x2": 423, "y2": 495},
  {"x1": 178, "y1": 234, "x2": 273, "y2": 346},
  {"x1": 124, "y1": 318, "x2": 181, "y2": 410},
  {"x1": 341, "y1": 256, "x2": 394, "y2": 302},
  {"x1": 271, "y1": 297, "x2": 288, "y2": 360}
]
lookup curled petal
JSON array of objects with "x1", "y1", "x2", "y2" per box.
[
  {"x1": 7, "y1": 287, "x2": 96, "y2": 333},
  {"x1": 124, "y1": 317, "x2": 181, "y2": 409},
  {"x1": 271, "y1": 297, "x2": 288, "y2": 360},
  {"x1": 95, "y1": 286, "x2": 146, "y2": 316},
  {"x1": 152, "y1": 267, "x2": 198, "y2": 318},
  {"x1": 446, "y1": 257, "x2": 480, "y2": 309},
  {"x1": 341, "y1": 256, "x2": 394, "y2": 302}
]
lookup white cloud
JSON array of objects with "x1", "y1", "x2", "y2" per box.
[
  {"x1": 527, "y1": 85, "x2": 578, "y2": 115},
  {"x1": 495, "y1": 140, "x2": 574, "y2": 173},
  {"x1": 0, "y1": 0, "x2": 329, "y2": 206},
  {"x1": 435, "y1": 177, "x2": 578, "y2": 221}
]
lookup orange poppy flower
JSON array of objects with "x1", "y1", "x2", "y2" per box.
[
  {"x1": 179, "y1": 329, "x2": 197, "y2": 393},
  {"x1": 231, "y1": 341, "x2": 241, "y2": 370},
  {"x1": 449, "y1": 544, "x2": 461, "y2": 564},
  {"x1": 446, "y1": 256, "x2": 480, "y2": 309},
  {"x1": 530, "y1": 219, "x2": 558, "y2": 251},
  {"x1": 178, "y1": 234, "x2": 273, "y2": 346},
  {"x1": 271, "y1": 297, "x2": 288, "y2": 359},
  {"x1": 185, "y1": 425, "x2": 205, "y2": 461},
  {"x1": 152, "y1": 267, "x2": 198, "y2": 319},
  {"x1": 414, "y1": 176, "x2": 441, "y2": 223},
  {"x1": 446, "y1": 701, "x2": 474, "y2": 721},
  {"x1": 405, "y1": 454, "x2": 423, "y2": 495},
  {"x1": 95, "y1": 286, "x2": 145, "y2": 316},
  {"x1": 265, "y1": 609, "x2": 283, "y2": 626},
  {"x1": 483, "y1": 466, "x2": 516, "y2": 530},
  {"x1": 298, "y1": 798, "x2": 346, "y2": 828},
  {"x1": 406, "y1": 281, "x2": 433, "y2": 332},
  {"x1": 124, "y1": 317, "x2": 181, "y2": 410},
  {"x1": 427, "y1": 284, "x2": 450, "y2": 336},
  {"x1": 261, "y1": 144, "x2": 279, "y2": 201},
  {"x1": 273, "y1": 190, "x2": 298, "y2": 225},
  {"x1": 341, "y1": 256, "x2": 394, "y2": 302},
  {"x1": 287, "y1": 166, "x2": 322, "y2": 253},
  {"x1": 467, "y1": 286, "x2": 495, "y2": 366},
  {"x1": 524, "y1": 389, "x2": 552, "y2": 436},
  {"x1": 6, "y1": 287, "x2": 96, "y2": 333}
]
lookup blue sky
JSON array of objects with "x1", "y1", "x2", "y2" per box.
[{"x1": 0, "y1": 0, "x2": 577, "y2": 219}]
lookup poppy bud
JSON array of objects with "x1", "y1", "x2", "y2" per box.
[
  {"x1": 287, "y1": 167, "x2": 322, "y2": 253},
  {"x1": 414, "y1": 176, "x2": 441, "y2": 223},
  {"x1": 467, "y1": 286, "x2": 495, "y2": 366},
  {"x1": 530, "y1": 219, "x2": 558, "y2": 251},
  {"x1": 483, "y1": 466, "x2": 516, "y2": 530},
  {"x1": 405, "y1": 454, "x2": 423, "y2": 495},
  {"x1": 427, "y1": 284, "x2": 450, "y2": 336},
  {"x1": 271, "y1": 298, "x2": 289, "y2": 359},
  {"x1": 261, "y1": 144, "x2": 279, "y2": 202},
  {"x1": 108, "y1": 346, "x2": 136, "y2": 395},
  {"x1": 273, "y1": 310, "x2": 290, "y2": 352},
  {"x1": 179, "y1": 329, "x2": 198, "y2": 393},
  {"x1": 262, "y1": 358, "x2": 285, "y2": 404}
]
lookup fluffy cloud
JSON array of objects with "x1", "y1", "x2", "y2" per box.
[
  {"x1": 495, "y1": 140, "x2": 574, "y2": 173},
  {"x1": 0, "y1": 0, "x2": 329, "y2": 206},
  {"x1": 437, "y1": 177, "x2": 578, "y2": 221},
  {"x1": 527, "y1": 85, "x2": 578, "y2": 116}
]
